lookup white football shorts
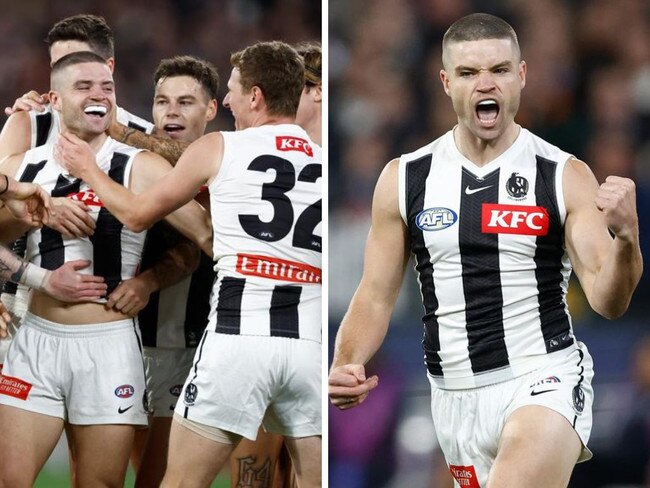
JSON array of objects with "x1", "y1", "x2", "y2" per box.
[
  {"x1": 429, "y1": 342, "x2": 594, "y2": 487},
  {"x1": 175, "y1": 331, "x2": 321, "y2": 440},
  {"x1": 143, "y1": 346, "x2": 196, "y2": 418},
  {"x1": 0, "y1": 312, "x2": 148, "y2": 425}
]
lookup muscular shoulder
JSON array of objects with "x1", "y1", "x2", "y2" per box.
[
  {"x1": 0, "y1": 111, "x2": 32, "y2": 160},
  {"x1": 372, "y1": 158, "x2": 401, "y2": 220},
  {"x1": 130, "y1": 150, "x2": 174, "y2": 192},
  {"x1": 563, "y1": 157, "x2": 599, "y2": 214}
]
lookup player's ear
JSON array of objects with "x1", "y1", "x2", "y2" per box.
[
  {"x1": 313, "y1": 83, "x2": 322, "y2": 103},
  {"x1": 49, "y1": 91, "x2": 61, "y2": 111},
  {"x1": 106, "y1": 57, "x2": 116, "y2": 73},
  {"x1": 440, "y1": 69, "x2": 451, "y2": 96},
  {"x1": 206, "y1": 99, "x2": 217, "y2": 121},
  {"x1": 250, "y1": 86, "x2": 263, "y2": 109}
]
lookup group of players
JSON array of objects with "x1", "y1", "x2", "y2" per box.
[{"x1": 0, "y1": 14, "x2": 321, "y2": 488}]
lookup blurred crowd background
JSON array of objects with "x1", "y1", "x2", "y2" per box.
[
  {"x1": 329, "y1": 0, "x2": 650, "y2": 487},
  {"x1": 0, "y1": 1, "x2": 320, "y2": 486},
  {"x1": 0, "y1": 0, "x2": 320, "y2": 131}
]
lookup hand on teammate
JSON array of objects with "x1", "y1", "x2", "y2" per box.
[
  {"x1": 4, "y1": 90, "x2": 49, "y2": 116},
  {"x1": 47, "y1": 197, "x2": 96, "y2": 238},
  {"x1": 2, "y1": 179, "x2": 53, "y2": 227},
  {"x1": 106, "y1": 277, "x2": 153, "y2": 317},
  {"x1": 595, "y1": 176, "x2": 638, "y2": 241},
  {"x1": 43, "y1": 260, "x2": 107, "y2": 302},
  {"x1": 54, "y1": 131, "x2": 97, "y2": 181},
  {"x1": 328, "y1": 364, "x2": 379, "y2": 410}
]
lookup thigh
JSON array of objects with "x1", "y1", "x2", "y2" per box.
[
  {"x1": 135, "y1": 417, "x2": 173, "y2": 488},
  {"x1": 163, "y1": 416, "x2": 236, "y2": 488},
  {"x1": 68, "y1": 423, "x2": 136, "y2": 488},
  {"x1": 487, "y1": 405, "x2": 581, "y2": 488},
  {"x1": 0, "y1": 405, "x2": 64, "y2": 487},
  {"x1": 283, "y1": 435, "x2": 321, "y2": 488},
  {"x1": 230, "y1": 428, "x2": 285, "y2": 488}
]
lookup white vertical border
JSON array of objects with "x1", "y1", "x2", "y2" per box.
[{"x1": 320, "y1": 0, "x2": 330, "y2": 485}]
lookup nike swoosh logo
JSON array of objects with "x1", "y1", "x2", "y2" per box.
[
  {"x1": 465, "y1": 185, "x2": 492, "y2": 195},
  {"x1": 530, "y1": 389, "x2": 557, "y2": 396},
  {"x1": 118, "y1": 405, "x2": 133, "y2": 414}
]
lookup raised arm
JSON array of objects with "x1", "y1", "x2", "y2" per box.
[
  {"x1": 329, "y1": 159, "x2": 411, "y2": 409},
  {"x1": 564, "y1": 158, "x2": 642, "y2": 319},
  {"x1": 55, "y1": 131, "x2": 220, "y2": 236},
  {"x1": 109, "y1": 120, "x2": 189, "y2": 165}
]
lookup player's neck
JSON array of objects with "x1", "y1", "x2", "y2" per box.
[
  {"x1": 454, "y1": 123, "x2": 520, "y2": 167},
  {"x1": 248, "y1": 112, "x2": 295, "y2": 129},
  {"x1": 303, "y1": 117, "x2": 321, "y2": 146}
]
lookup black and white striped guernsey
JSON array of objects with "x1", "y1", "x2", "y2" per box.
[
  {"x1": 399, "y1": 128, "x2": 575, "y2": 389},
  {"x1": 16, "y1": 137, "x2": 147, "y2": 298},
  {"x1": 207, "y1": 124, "x2": 322, "y2": 343},
  {"x1": 138, "y1": 222, "x2": 216, "y2": 348},
  {"x1": 1, "y1": 106, "x2": 153, "y2": 299}
]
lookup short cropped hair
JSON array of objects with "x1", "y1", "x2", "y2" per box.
[
  {"x1": 46, "y1": 14, "x2": 114, "y2": 60},
  {"x1": 230, "y1": 41, "x2": 304, "y2": 117},
  {"x1": 154, "y1": 55, "x2": 220, "y2": 100},
  {"x1": 442, "y1": 13, "x2": 520, "y2": 66},
  {"x1": 295, "y1": 41, "x2": 322, "y2": 86},
  {"x1": 50, "y1": 51, "x2": 109, "y2": 88}
]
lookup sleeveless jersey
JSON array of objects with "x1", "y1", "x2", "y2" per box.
[
  {"x1": 16, "y1": 137, "x2": 147, "y2": 298},
  {"x1": 207, "y1": 124, "x2": 322, "y2": 343},
  {"x1": 138, "y1": 221, "x2": 216, "y2": 349},
  {"x1": 399, "y1": 128, "x2": 575, "y2": 389},
  {"x1": 1, "y1": 106, "x2": 152, "y2": 299}
]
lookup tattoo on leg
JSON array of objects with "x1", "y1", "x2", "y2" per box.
[{"x1": 235, "y1": 456, "x2": 272, "y2": 488}]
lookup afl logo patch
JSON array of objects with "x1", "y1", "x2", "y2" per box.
[
  {"x1": 184, "y1": 383, "x2": 198, "y2": 406},
  {"x1": 114, "y1": 384, "x2": 134, "y2": 398},
  {"x1": 415, "y1": 207, "x2": 458, "y2": 231},
  {"x1": 572, "y1": 385, "x2": 585, "y2": 414},
  {"x1": 506, "y1": 172, "x2": 529, "y2": 200}
]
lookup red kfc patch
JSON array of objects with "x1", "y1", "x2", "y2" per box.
[
  {"x1": 276, "y1": 136, "x2": 313, "y2": 157},
  {"x1": 67, "y1": 189, "x2": 103, "y2": 207},
  {"x1": 449, "y1": 464, "x2": 480, "y2": 488},
  {"x1": 0, "y1": 375, "x2": 32, "y2": 400},
  {"x1": 481, "y1": 203, "x2": 549, "y2": 236}
]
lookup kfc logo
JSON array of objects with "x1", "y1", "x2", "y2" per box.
[
  {"x1": 482, "y1": 204, "x2": 549, "y2": 236},
  {"x1": 276, "y1": 136, "x2": 313, "y2": 157},
  {"x1": 68, "y1": 189, "x2": 103, "y2": 207}
]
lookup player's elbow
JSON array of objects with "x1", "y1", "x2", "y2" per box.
[
  {"x1": 592, "y1": 300, "x2": 630, "y2": 320},
  {"x1": 123, "y1": 216, "x2": 150, "y2": 234}
]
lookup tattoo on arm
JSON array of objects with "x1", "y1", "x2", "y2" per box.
[
  {"x1": 0, "y1": 245, "x2": 25, "y2": 283},
  {"x1": 115, "y1": 124, "x2": 189, "y2": 165}
]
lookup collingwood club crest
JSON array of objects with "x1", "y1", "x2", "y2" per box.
[
  {"x1": 506, "y1": 172, "x2": 529, "y2": 200},
  {"x1": 184, "y1": 383, "x2": 198, "y2": 406}
]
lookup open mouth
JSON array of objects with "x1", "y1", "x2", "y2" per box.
[
  {"x1": 476, "y1": 99, "x2": 499, "y2": 127},
  {"x1": 163, "y1": 124, "x2": 185, "y2": 139},
  {"x1": 163, "y1": 124, "x2": 185, "y2": 137},
  {"x1": 84, "y1": 105, "x2": 108, "y2": 119}
]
